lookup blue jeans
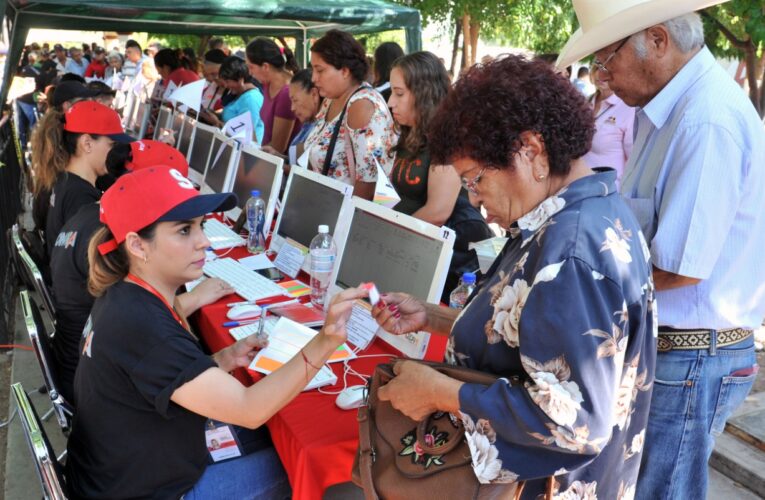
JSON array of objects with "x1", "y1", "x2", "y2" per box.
[
  {"x1": 15, "y1": 100, "x2": 38, "y2": 149},
  {"x1": 184, "y1": 446, "x2": 291, "y2": 500},
  {"x1": 636, "y1": 334, "x2": 756, "y2": 500}
]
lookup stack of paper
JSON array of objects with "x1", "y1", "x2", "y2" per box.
[{"x1": 249, "y1": 317, "x2": 355, "y2": 390}]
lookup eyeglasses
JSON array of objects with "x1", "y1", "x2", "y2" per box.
[
  {"x1": 593, "y1": 36, "x2": 630, "y2": 73},
  {"x1": 460, "y1": 167, "x2": 486, "y2": 195}
]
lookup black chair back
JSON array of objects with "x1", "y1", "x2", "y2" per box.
[
  {"x1": 11, "y1": 382, "x2": 68, "y2": 499},
  {"x1": 20, "y1": 290, "x2": 73, "y2": 433}
]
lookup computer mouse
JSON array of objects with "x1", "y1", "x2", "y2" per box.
[
  {"x1": 335, "y1": 385, "x2": 367, "y2": 411},
  {"x1": 227, "y1": 304, "x2": 262, "y2": 320}
]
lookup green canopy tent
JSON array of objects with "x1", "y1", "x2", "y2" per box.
[{"x1": 0, "y1": 0, "x2": 422, "y2": 104}]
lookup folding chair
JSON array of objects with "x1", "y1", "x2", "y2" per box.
[
  {"x1": 12, "y1": 382, "x2": 68, "y2": 499},
  {"x1": 20, "y1": 290, "x2": 74, "y2": 434},
  {"x1": 10, "y1": 224, "x2": 57, "y2": 328}
]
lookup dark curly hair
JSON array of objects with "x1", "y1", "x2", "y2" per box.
[
  {"x1": 310, "y1": 29, "x2": 368, "y2": 83},
  {"x1": 429, "y1": 54, "x2": 594, "y2": 176},
  {"x1": 219, "y1": 55, "x2": 250, "y2": 82}
]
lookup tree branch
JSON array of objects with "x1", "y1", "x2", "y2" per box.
[{"x1": 700, "y1": 10, "x2": 748, "y2": 50}]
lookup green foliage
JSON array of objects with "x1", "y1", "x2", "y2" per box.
[
  {"x1": 357, "y1": 30, "x2": 408, "y2": 54},
  {"x1": 490, "y1": 0, "x2": 579, "y2": 54},
  {"x1": 703, "y1": 1, "x2": 765, "y2": 59},
  {"x1": 398, "y1": 0, "x2": 579, "y2": 54}
]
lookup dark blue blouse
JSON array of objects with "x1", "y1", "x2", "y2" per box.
[{"x1": 449, "y1": 169, "x2": 656, "y2": 499}]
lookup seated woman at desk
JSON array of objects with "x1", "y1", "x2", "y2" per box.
[
  {"x1": 49, "y1": 140, "x2": 231, "y2": 404},
  {"x1": 262, "y1": 68, "x2": 324, "y2": 169},
  {"x1": 303, "y1": 29, "x2": 397, "y2": 200},
  {"x1": 361, "y1": 56, "x2": 656, "y2": 499},
  {"x1": 206, "y1": 55, "x2": 266, "y2": 144},
  {"x1": 66, "y1": 165, "x2": 362, "y2": 499},
  {"x1": 387, "y1": 51, "x2": 492, "y2": 302}
]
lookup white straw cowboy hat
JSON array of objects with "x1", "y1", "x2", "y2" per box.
[{"x1": 556, "y1": 0, "x2": 730, "y2": 68}]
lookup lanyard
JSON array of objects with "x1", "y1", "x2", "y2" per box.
[{"x1": 126, "y1": 273, "x2": 187, "y2": 329}]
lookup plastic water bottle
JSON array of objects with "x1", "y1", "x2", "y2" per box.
[
  {"x1": 449, "y1": 272, "x2": 477, "y2": 309},
  {"x1": 246, "y1": 190, "x2": 266, "y2": 254},
  {"x1": 309, "y1": 225, "x2": 336, "y2": 309}
]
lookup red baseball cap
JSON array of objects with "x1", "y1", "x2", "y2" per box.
[
  {"x1": 63, "y1": 100, "x2": 133, "y2": 143},
  {"x1": 97, "y1": 166, "x2": 237, "y2": 255},
  {"x1": 127, "y1": 140, "x2": 189, "y2": 177}
]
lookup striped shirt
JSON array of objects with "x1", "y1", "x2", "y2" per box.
[{"x1": 621, "y1": 47, "x2": 765, "y2": 329}]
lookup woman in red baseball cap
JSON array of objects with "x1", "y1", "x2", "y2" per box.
[
  {"x1": 49, "y1": 142, "x2": 223, "y2": 405},
  {"x1": 66, "y1": 165, "x2": 363, "y2": 499},
  {"x1": 35, "y1": 100, "x2": 134, "y2": 257}
]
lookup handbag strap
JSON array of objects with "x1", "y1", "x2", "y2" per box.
[
  {"x1": 356, "y1": 404, "x2": 380, "y2": 500},
  {"x1": 322, "y1": 86, "x2": 365, "y2": 176}
]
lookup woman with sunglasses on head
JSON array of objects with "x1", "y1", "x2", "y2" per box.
[
  {"x1": 387, "y1": 51, "x2": 492, "y2": 302},
  {"x1": 303, "y1": 29, "x2": 397, "y2": 200},
  {"x1": 245, "y1": 38, "x2": 301, "y2": 155},
  {"x1": 66, "y1": 166, "x2": 362, "y2": 499}
]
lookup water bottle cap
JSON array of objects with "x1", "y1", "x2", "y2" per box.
[
  {"x1": 318, "y1": 225, "x2": 329, "y2": 233},
  {"x1": 462, "y1": 272, "x2": 476, "y2": 284},
  {"x1": 250, "y1": 190, "x2": 260, "y2": 197}
]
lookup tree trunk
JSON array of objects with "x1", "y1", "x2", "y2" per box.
[
  {"x1": 198, "y1": 35, "x2": 211, "y2": 61},
  {"x1": 461, "y1": 13, "x2": 471, "y2": 72},
  {"x1": 469, "y1": 20, "x2": 480, "y2": 66},
  {"x1": 758, "y1": 60, "x2": 765, "y2": 118},
  {"x1": 743, "y1": 43, "x2": 761, "y2": 116},
  {"x1": 450, "y1": 17, "x2": 462, "y2": 76}
]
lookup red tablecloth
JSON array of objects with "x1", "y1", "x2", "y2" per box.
[{"x1": 193, "y1": 247, "x2": 447, "y2": 500}]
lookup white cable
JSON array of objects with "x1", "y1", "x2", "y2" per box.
[{"x1": 317, "y1": 353, "x2": 398, "y2": 395}]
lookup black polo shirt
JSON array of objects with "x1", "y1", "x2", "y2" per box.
[
  {"x1": 49, "y1": 203, "x2": 101, "y2": 402},
  {"x1": 66, "y1": 281, "x2": 217, "y2": 499},
  {"x1": 45, "y1": 172, "x2": 100, "y2": 256}
]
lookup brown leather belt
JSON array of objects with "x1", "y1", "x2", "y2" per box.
[{"x1": 657, "y1": 327, "x2": 753, "y2": 352}]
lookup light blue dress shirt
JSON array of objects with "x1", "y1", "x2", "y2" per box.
[
  {"x1": 64, "y1": 58, "x2": 87, "y2": 77},
  {"x1": 621, "y1": 47, "x2": 765, "y2": 329}
]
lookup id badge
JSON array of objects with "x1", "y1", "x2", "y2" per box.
[{"x1": 205, "y1": 420, "x2": 243, "y2": 463}]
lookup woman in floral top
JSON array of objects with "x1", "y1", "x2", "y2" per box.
[
  {"x1": 368, "y1": 55, "x2": 657, "y2": 499},
  {"x1": 303, "y1": 30, "x2": 397, "y2": 199}
]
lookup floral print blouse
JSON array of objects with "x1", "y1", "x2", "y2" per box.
[
  {"x1": 448, "y1": 169, "x2": 657, "y2": 499},
  {"x1": 304, "y1": 82, "x2": 397, "y2": 186}
]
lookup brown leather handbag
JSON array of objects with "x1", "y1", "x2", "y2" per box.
[{"x1": 352, "y1": 361, "x2": 553, "y2": 500}]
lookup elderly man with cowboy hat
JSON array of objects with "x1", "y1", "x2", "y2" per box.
[{"x1": 559, "y1": 1, "x2": 765, "y2": 499}]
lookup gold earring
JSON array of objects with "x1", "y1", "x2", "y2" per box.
[
  {"x1": 143, "y1": 255, "x2": 148, "y2": 265},
  {"x1": 537, "y1": 174, "x2": 546, "y2": 181}
]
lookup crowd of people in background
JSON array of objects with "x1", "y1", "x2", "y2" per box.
[{"x1": 6, "y1": 3, "x2": 764, "y2": 496}]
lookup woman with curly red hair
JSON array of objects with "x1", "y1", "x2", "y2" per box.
[{"x1": 370, "y1": 54, "x2": 657, "y2": 499}]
